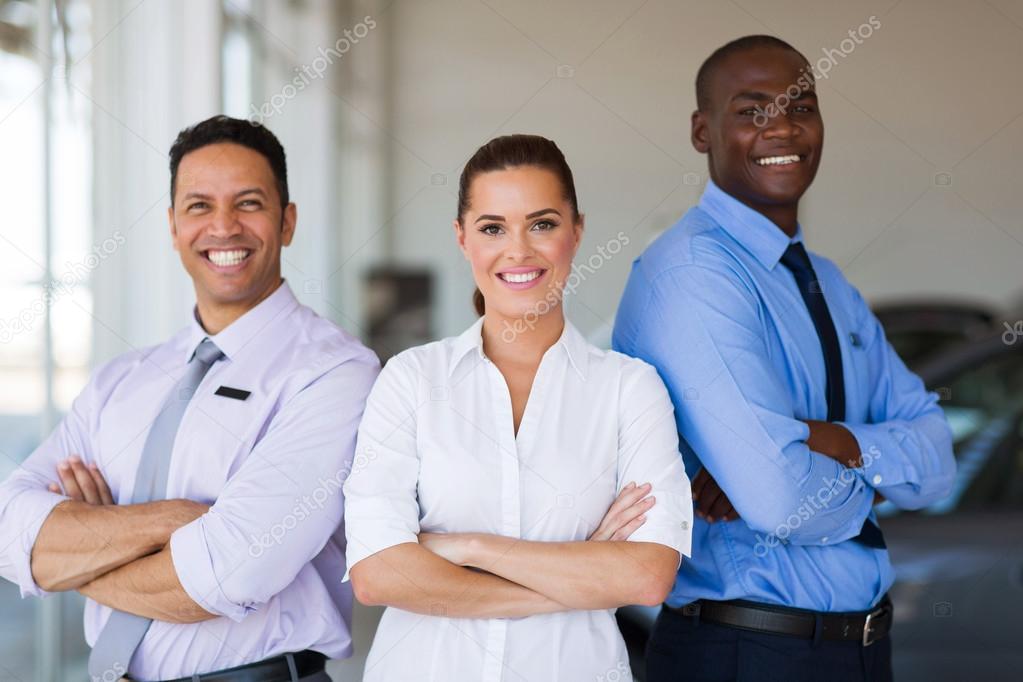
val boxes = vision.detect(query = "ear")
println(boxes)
[167,205,179,252]
[281,203,297,247]
[453,219,469,260]
[573,214,585,254]
[691,109,710,154]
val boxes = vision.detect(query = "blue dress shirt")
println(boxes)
[613,179,956,612]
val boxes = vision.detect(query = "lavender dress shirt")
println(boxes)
[0,281,379,679]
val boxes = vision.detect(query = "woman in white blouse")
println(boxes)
[343,134,693,682]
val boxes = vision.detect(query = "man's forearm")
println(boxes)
[30,499,206,592]
[78,545,215,624]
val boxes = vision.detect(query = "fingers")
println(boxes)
[89,464,115,505]
[707,490,735,522]
[54,457,113,505]
[609,482,648,516]
[67,457,102,504]
[615,494,656,531]
[609,512,648,541]
[695,475,721,519]
[589,482,653,541]
[56,460,85,501]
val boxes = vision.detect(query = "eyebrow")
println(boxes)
[182,188,268,202]
[473,208,561,223]
[731,89,817,103]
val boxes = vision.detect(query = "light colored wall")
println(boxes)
[362,0,1023,344]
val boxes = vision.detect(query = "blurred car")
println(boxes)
[873,300,995,368]
[616,325,1023,682]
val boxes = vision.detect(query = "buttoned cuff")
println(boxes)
[839,422,919,490]
[627,490,693,568]
[8,488,67,598]
[169,519,252,622]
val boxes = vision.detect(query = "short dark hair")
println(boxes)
[695,35,809,112]
[456,134,580,317]
[168,115,289,208]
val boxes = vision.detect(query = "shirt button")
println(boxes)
[821,536,829,543]
[872,474,883,485]
[681,521,689,530]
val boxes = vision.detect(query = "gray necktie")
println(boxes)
[88,338,224,682]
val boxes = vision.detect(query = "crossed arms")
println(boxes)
[30,458,214,623]
[350,482,679,618]
[0,355,380,625]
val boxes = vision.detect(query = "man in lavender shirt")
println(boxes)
[0,116,379,681]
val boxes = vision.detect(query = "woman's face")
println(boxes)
[455,165,583,322]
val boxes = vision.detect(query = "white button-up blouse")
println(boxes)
[344,317,693,681]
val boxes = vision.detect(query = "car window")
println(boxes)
[880,350,1023,516]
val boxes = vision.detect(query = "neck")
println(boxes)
[709,175,801,237]
[757,205,799,238]
[481,307,566,366]
[195,278,282,335]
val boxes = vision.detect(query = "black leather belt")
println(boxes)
[157,650,326,682]
[666,595,893,646]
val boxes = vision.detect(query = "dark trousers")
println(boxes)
[645,605,893,682]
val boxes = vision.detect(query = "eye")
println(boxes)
[479,223,503,236]
[738,107,759,116]
[238,198,263,209]
[187,201,209,211]
[531,220,557,231]
[792,105,815,114]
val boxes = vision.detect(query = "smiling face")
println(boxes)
[691,45,823,232]
[168,142,296,324]
[454,165,583,322]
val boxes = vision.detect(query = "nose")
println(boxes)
[761,108,798,139]
[208,206,243,238]
[504,229,536,261]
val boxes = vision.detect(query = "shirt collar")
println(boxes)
[184,280,299,364]
[697,178,804,269]
[449,316,590,380]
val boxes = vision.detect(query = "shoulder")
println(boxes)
[282,305,381,388]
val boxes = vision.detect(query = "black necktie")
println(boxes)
[780,242,886,549]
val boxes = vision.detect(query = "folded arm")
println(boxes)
[836,287,955,509]
[31,495,205,592]
[613,263,875,545]
[349,542,567,618]
[423,533,678,609]
[78,545,215,623]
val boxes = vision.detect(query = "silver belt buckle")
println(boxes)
[862,605,884,646]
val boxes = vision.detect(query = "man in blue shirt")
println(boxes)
[613,35,956,681]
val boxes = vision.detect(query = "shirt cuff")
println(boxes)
[169,519,251,622]
[626,491,693,567]
[7,488,67,598]
[342,521,419,582]
[840,422,919,490]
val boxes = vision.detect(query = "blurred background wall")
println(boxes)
[2,0,1022,679]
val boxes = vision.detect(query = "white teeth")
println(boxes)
[207,249,250,266]
[501,270,542,283]
[755,154,802,166]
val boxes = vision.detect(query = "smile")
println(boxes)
[754,154,804,167]
[204,249,252,267]
[496,268,547,289]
